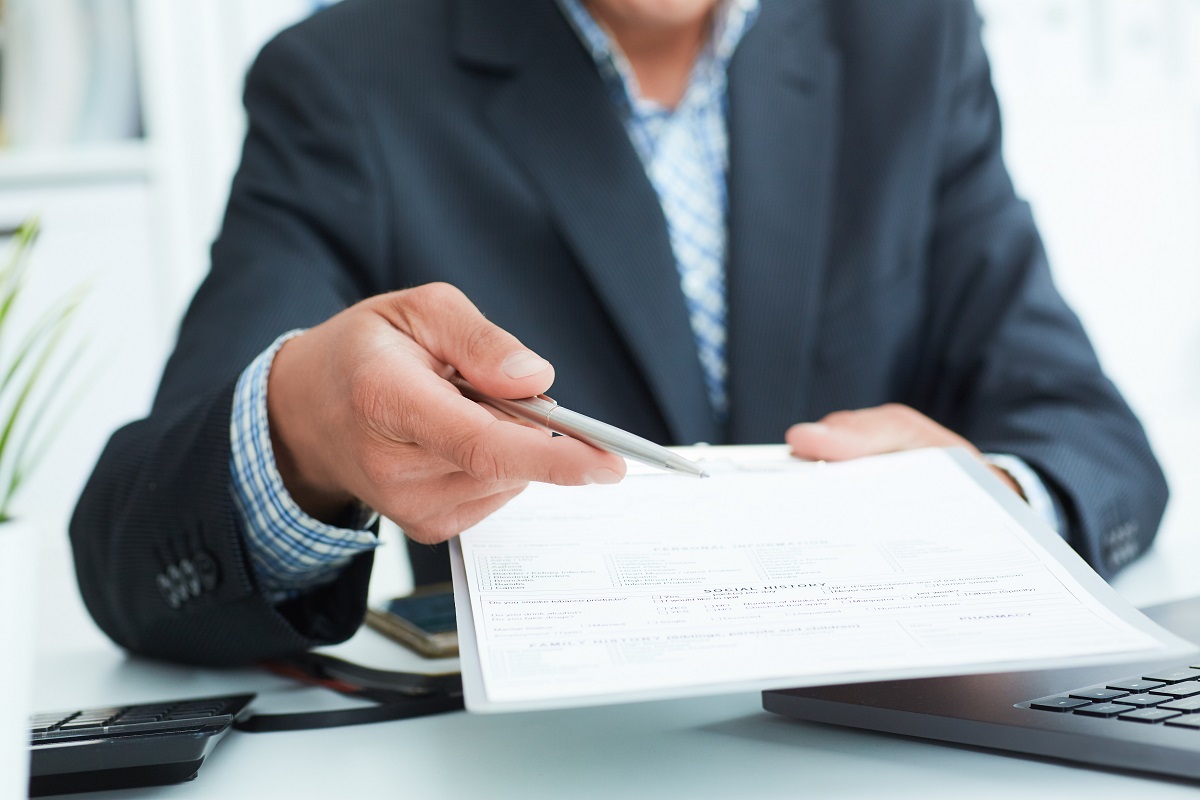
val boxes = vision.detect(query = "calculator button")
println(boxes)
[165,712,217,721]
[57,721,105,732]
[171,702,222,712]
[76,708,121,718]
[122,705,169,717]
[1113,694,1167,708]
[1160,696,1200,713]
[1150,681,1200,699]
[1120,708,1182,723]
[1165,715,1200,729]
[1072,703,1128,718]
[30,713,67,724]
[1107,678,1166,693]
[1068,688,1128,702]
[1029,696,1091,711]
[1143,669,1200,684]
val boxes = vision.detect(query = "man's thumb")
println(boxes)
[386,282,555,398]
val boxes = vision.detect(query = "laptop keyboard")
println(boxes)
[1023,665,1200,728]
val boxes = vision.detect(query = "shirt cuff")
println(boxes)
[983,453,1066,537]
[230,329,380,601]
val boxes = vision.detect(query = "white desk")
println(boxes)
[33,517,1200,800]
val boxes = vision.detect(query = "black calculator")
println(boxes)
[28,693,255,796]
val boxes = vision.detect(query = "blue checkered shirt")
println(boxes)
[231,1,1065,598]
[230,331,379,600]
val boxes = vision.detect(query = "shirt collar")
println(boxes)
[556,0,759,108]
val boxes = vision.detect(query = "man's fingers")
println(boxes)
[786,404,1024,497]
[786,404,975,461]
[440,412,627,485]
[786,421,874,461]
[388,367,626,485]
[370,472,528,541]
[389,473,528,518]
[377,283,554,399]
[401,485,530,544]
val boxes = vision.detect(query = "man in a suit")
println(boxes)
[71,0,1166,666]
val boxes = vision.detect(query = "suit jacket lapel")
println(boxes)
[455,0,720,446]
[726,1,841,442]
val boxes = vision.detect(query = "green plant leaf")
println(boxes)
[0,217,89,520]
[0,218,40,355]
[0,291,81,398]
[4,342,93,515]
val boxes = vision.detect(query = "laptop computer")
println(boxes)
[763,594,1200,781]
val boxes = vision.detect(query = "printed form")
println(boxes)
[450,447,1189,712]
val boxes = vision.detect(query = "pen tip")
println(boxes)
[699,470,710,479]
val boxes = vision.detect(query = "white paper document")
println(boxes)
[450,447,1189,712]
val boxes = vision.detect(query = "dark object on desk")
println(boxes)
[365,583,459,658]
[28,693,255,796]
[239,651,463,732]
[765,595,1200,782]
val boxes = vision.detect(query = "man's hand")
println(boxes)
[785,404,1023,496]
[266,283,627,543]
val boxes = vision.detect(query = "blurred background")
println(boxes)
[0,0,1196,606]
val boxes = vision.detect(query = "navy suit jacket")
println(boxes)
[71,0,1167,666]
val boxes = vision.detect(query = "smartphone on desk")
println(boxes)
[365,583,458,658]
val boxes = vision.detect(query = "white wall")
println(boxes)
[978,0,1200,601]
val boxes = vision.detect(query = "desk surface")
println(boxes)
[33,512,1200,800]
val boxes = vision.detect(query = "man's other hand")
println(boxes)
[266,283,627,543]
[785,404,1023,496]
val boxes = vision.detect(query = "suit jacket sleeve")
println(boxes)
[909,4,1167,578]
[70,29,388,666]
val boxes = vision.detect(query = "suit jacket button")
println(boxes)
[193,551,219,591]
[179,559,202,596]
[166,564,187,595]
[156,573,182,609]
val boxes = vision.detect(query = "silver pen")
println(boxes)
[452,377,709,478]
